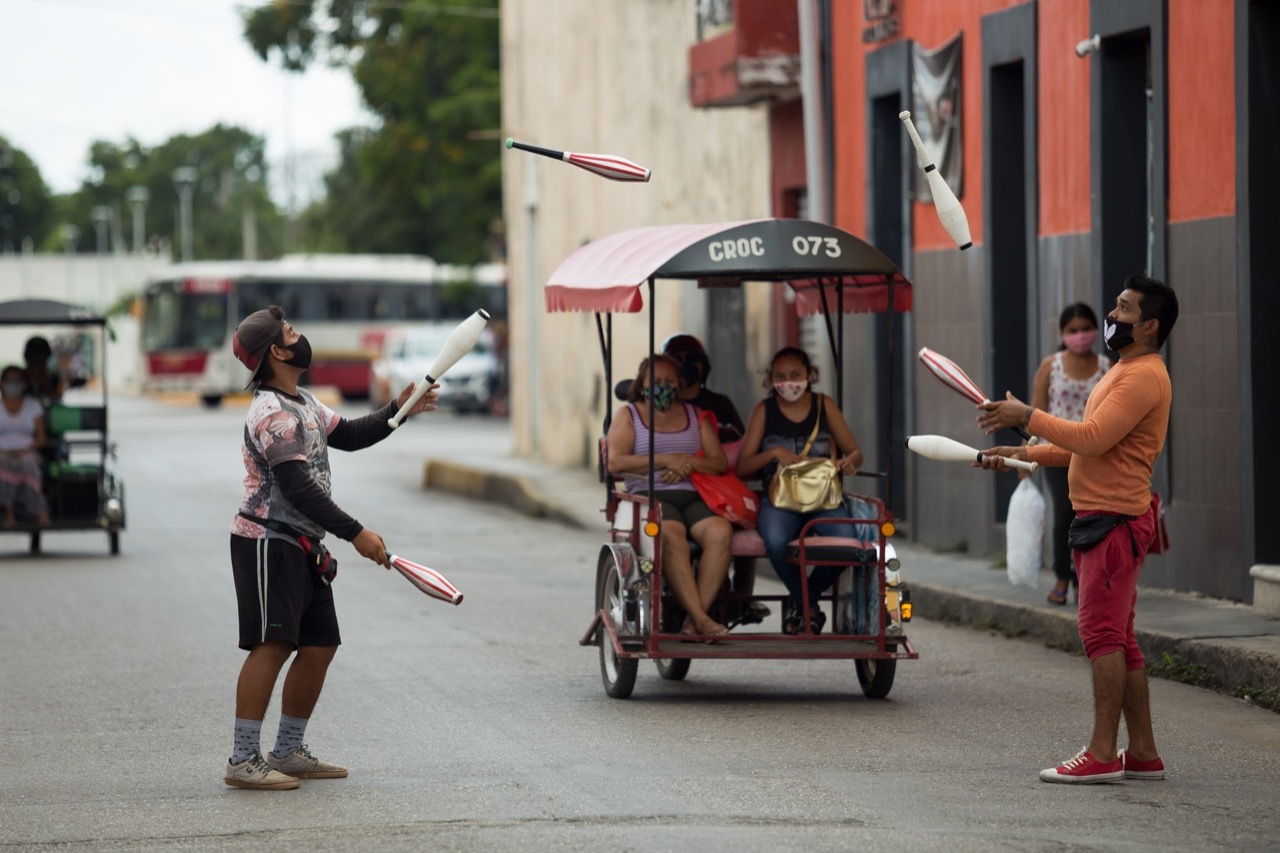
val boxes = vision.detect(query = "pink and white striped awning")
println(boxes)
[544,219,911,316]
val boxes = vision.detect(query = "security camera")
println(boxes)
[1075,34,1100,58]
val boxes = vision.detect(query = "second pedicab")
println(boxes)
[546,218,918,699]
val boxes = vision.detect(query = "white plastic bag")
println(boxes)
[1005,477,1045,587]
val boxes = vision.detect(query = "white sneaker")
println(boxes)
[266,745,348,779]
[225,752,300,790]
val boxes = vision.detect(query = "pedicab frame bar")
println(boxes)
[546,219,917,696]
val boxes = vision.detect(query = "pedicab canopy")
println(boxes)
[0,299,106,326]
[544,219,911,316]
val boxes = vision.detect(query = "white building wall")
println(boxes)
[0,252,173,392]
[501,0,773,467]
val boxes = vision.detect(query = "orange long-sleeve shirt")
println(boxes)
[1025,352,1171,516]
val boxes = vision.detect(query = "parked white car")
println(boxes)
[372,324,499,414]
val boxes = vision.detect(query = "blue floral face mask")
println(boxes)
[642,382,677,411]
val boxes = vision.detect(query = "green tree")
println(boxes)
[49,125,285,260]
[0,137,56,252]
[242,0,501,264]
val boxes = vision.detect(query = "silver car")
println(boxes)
[379,324,499,414]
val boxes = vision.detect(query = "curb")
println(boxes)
[910,583,1279,701]
[423,459,584,529]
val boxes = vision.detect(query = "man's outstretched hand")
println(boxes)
[977,391,1034,436]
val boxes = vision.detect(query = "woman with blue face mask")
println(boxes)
[606,355,733,638]
[735,347,864,634]
[0,364,51,527]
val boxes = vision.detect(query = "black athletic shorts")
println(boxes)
[231,535,341,651]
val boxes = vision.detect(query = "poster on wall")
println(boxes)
[911,32,963,203]
[696,0,733,41]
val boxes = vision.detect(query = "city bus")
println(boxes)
[140,255,506,406]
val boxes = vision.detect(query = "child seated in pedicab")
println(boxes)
[606,355,733,638]
[735,347,864,635]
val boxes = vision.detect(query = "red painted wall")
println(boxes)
[833,0,1022,250]
[1168,0,1235,222]
[770,99,807,216]
[832,0,1237,246]
[1037,0,1090,236]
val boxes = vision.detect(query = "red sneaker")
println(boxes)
[1120,749,1165,780]
[1039,748,1124,784]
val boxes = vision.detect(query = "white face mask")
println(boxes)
[1,381,24,398]
[773,381,806,403]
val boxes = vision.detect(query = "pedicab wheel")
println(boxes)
[29,531,41,555]
[597,560,638,699]
[655,658,690,681]
[855,657,896,699]
[109,531,120,556]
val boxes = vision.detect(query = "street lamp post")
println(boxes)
[90,205,112,254]
[171,166,198,263]
[91,206,111,309]
[126,186,150,256]
[61,223,80,301]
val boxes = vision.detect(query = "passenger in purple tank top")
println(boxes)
[606,355,733,638]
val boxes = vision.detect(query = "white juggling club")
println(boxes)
[899,111,972,251]
[906,434,1038,473]
[387,309,491,429]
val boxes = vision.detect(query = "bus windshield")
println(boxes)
[143,281,229,351]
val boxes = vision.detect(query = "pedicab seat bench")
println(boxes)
[786,535,877,564]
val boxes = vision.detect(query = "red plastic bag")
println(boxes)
[691,469,760,529]
[691,411,759,528]
[1149,491,1170,554]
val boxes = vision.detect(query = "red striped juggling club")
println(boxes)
[917,347,1032,442]
[389,554,463,606]
[505,138,651,182]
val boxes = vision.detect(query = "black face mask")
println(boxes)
[1104,318,1136,351]
[282,335,312,370]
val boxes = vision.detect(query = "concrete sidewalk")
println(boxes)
[423,427,1279,709]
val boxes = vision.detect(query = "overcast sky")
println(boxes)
[3,0,372,205]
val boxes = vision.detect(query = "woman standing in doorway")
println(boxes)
[1030,303,1112,605]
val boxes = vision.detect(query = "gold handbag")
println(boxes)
[768,394,844,514]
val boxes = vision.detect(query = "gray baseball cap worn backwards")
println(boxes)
[233,306,284,388]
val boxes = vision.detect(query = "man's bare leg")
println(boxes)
[281,645,338,719]
[1086,650,1126,762]
[236,640,293,720]
[1120,666,1159,761]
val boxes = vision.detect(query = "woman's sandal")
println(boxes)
[808,609,826,635]
[1047,586,1069,606]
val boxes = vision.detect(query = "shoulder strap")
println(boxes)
[799,394,823,456]
[238,510,309,542]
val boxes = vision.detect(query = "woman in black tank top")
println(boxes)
[736,348,865,634]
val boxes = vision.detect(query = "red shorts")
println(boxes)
[1073,503,1156,669]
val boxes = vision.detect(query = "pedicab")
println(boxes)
[548,219,917,699]
[0,299,126,555]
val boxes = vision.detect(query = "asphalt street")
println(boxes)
[1,394,1278,852]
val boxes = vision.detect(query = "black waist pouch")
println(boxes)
[239,512,338,585]
[1068,513,1138,556]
